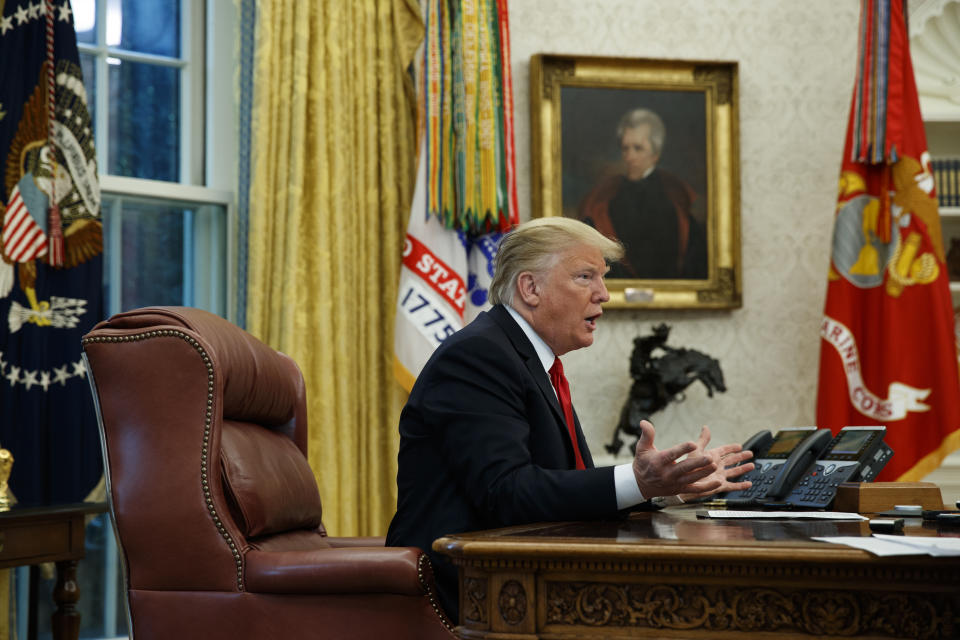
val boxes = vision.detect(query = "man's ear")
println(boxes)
[516,271,541,307]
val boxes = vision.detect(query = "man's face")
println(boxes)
[621,125,659,180]
[530,244,610,356]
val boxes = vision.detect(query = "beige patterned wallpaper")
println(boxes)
[506,0,861,463]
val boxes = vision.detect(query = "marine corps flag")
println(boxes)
[394,0,518,389]
[817,0,960,480]
[0,1,104,504]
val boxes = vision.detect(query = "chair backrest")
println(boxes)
[82,306,327,593]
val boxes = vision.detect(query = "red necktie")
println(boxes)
[549,357,586,470]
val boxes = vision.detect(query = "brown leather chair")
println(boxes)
[82,307,456,640]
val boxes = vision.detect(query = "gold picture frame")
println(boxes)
[530,54,741,309]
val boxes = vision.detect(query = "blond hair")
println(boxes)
[489,217,623,306]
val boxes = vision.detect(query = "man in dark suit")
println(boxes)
[386,217,752,621]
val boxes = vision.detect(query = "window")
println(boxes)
[70,0,240,193]
[74,0,196,183]
[101,178,230,316]
[13,2,237,639]
[72,0,236,319]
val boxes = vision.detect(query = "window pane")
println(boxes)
[102,194,228,315]
[108,60,180,181]
[108,0,180,57]
[120,201,185,308]
[79,52,96,132]
[70,0,97,44]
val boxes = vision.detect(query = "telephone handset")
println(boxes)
[722,427,832,505]
[740,430,773,457]
[722,429,772,480]
[766,429,833,499]
[783,425,893,509]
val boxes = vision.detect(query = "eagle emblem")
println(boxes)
[1,58,101,330]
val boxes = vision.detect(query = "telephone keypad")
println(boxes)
[725,461,781,500]
[786,461,860,509]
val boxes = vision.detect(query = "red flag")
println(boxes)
[817,0,960,480]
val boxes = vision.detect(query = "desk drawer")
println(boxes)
[0,516,84,567]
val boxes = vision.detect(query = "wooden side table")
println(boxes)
[0,502,108,640]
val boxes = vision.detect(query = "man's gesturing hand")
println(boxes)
[631,420,721,498]
[677,425,755,501]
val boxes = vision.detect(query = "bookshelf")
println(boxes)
[911,0,960,483]
[943,200,960,303]
[909,1,960,303]
[927,124,960,306]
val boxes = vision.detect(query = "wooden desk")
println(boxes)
[434,507,960,639]
[0,502,107,640]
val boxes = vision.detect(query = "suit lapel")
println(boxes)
[488,305,565,422]
[488,305,593,468]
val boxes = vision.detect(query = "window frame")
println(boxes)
[73,0,238,322]
[99,174,236,320]
[76,0,204,184]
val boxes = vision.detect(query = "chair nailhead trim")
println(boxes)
[417,554,456,633]
[83,330,246,591]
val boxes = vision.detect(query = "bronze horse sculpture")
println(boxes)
[606,324,726,455]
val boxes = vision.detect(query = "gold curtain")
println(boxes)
[246,0,423,536]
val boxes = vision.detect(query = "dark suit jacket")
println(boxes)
[386,304,621,621]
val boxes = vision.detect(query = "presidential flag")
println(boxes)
[394,0,518,390]
[1,0,104,504]
[817,0,960,480]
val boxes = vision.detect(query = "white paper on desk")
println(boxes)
[705,510,868,520]
[811,536,928,556]
[873,534,960,556]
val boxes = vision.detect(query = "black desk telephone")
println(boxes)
[782,426,893,508]
[722,427,832,505]
[722,425,893,508]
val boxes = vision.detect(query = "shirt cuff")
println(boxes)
[614,463,646,510]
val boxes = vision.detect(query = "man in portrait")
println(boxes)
[577,108,707,280]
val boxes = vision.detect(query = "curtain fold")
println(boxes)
[246,0,423,535]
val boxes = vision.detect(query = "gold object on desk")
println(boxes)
[0,448,13,512]
[434,507,960,638]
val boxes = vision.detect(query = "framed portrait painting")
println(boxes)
[530,55,742,309]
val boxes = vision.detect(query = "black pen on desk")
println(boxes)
[922,510,959,520]
[701,499,727,508]
[937,513,960,526]
[703,498,764,509]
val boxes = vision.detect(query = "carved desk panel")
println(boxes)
[433,507,960,639]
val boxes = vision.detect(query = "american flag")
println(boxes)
[2,184,49,263]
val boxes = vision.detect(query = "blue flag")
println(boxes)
[1,1,104,505]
